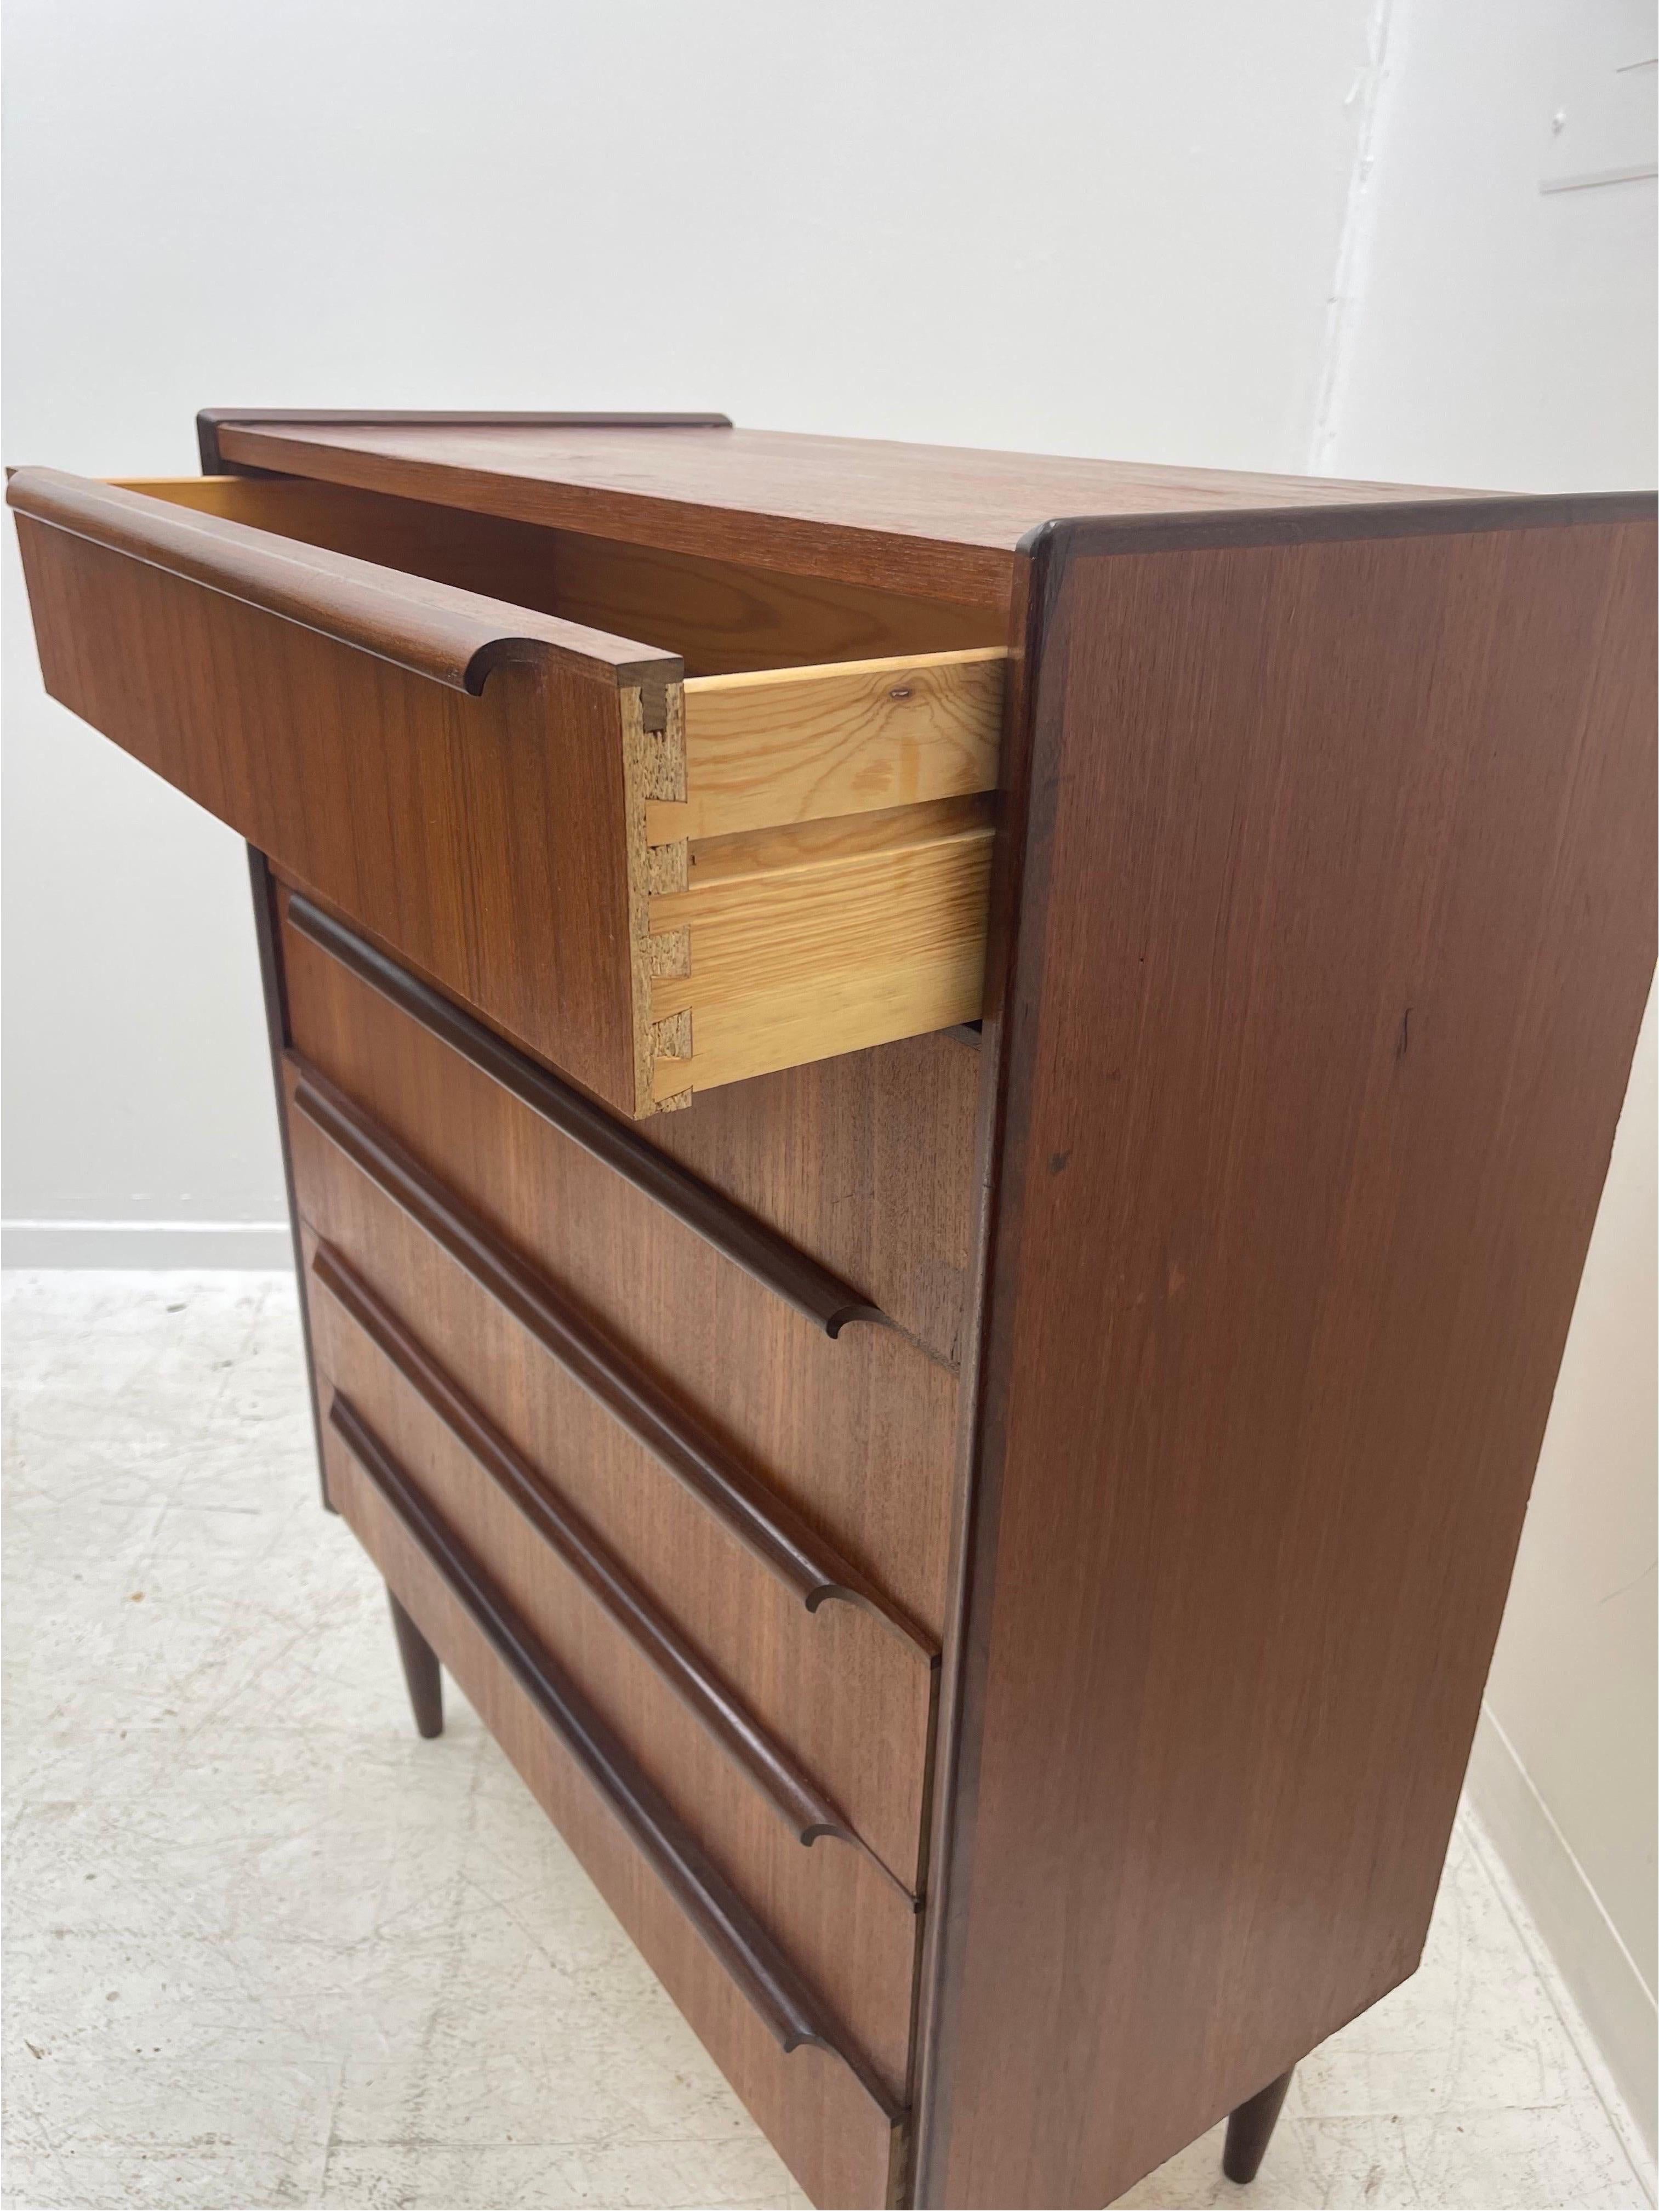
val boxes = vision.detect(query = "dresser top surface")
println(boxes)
[207,413,1456,606]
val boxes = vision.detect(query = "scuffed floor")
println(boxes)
[3,1271,1652,2212]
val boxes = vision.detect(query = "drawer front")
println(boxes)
[278,896,964,1644]
[8,467,673,1117]
[320,1408,905,2211]
[307,1284,920,2091]
[10,467,1006,1117]
[284,1055,940,1898]
[280,882,979,1364]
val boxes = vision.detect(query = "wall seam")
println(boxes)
[1308,0,1403,472]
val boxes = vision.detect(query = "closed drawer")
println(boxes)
[319,1399,907,2211]
[306,1278,920,2090]
[8,466,1005,1119]
[275,888,960,1686]
[278,881,980,1364]
[284,1050,941,1898]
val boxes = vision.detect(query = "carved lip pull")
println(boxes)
[311,1238,915,1900]
[327,1391,906,2123]
[289,1059,937,1660]
[283,890,885,1338]
[3,465,680,698]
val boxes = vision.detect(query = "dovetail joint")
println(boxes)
[624,681,693,1114]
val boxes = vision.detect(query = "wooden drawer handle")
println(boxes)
[327,1390,905,2122]
[312,1238,914,1896]
[284,890,884,1338]
[4,466,679,698]
[290,1060,936,1658]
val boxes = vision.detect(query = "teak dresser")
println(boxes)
[10,412,1655,2209]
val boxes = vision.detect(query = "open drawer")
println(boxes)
[8,467,1006,1118]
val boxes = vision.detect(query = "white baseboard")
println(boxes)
[1466,1703,1658,2160]
[1,1219,294,1269]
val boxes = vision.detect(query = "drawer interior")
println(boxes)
[123,474,1010,1108]
[117,473,1002,672]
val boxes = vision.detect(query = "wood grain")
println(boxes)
[290,1058,933,1653]
[916,504,1657,2208]
[534,527,1002,673]
[19,470,1007,1115]
[210,417,1469,607]
[638,1031,982,1370]
[10,479,655,1113]
[315,1239,904,1879]
[310,1271,922,2099]
[649,797,995,1099]
[283,888,885,1335]
[24,412,1635,2210]
[322,1417,907,2209]
[649,650,1007,841]
[278,946,952,1892]
[279,881,967,1561]
[325,1390,907,2113]
[7,467,676,694]
[122,475,1002,674]
[197,407,733,473]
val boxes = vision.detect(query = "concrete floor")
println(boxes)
[3,1271,1653,2212]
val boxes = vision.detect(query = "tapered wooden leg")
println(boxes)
[1222,2066,1293,2184]
[388,1591,443,1738]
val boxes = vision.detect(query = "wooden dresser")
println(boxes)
[10,412,1655,2209]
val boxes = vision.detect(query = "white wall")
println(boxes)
[2,0,1381,1261]
[1316,0,1657,2150]
[4,0,1655,2146]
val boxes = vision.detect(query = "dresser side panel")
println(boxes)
[919,511,1657,2207]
